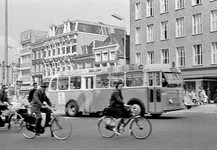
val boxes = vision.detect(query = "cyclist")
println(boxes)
[109,81,131,135]
[31,82,52,129]
[28,83,37,103]
[0,85,12,125]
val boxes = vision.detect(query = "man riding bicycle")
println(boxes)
[0,85,12,126]
[31,82,52,129]
[109,81,131,135]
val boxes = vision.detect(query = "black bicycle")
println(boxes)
[21,105,72,140]
[98,106,152,140]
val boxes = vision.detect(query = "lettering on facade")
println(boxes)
[21,33,31,42]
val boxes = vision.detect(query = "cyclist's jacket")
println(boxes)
[28,88,37,103]
[109,89,124,107]
[0,89,9,104]
[31,89,52,112]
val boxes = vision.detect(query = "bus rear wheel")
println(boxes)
[66,101,79,117]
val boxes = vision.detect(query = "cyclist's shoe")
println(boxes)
[113,128,120,136]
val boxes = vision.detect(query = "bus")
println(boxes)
[47,64,185,117]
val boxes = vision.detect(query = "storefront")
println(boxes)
[182,66,217,100]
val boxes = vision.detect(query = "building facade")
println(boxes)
[130,0,217,99]
[20,30,47,96]
[42,20,125,82]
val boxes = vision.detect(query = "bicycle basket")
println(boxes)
[24,114,36,124]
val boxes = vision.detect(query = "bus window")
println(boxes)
[156,72,160,86]
[148,73,153,86]
[163,72,182,87]
[110,72,125,87]
[96,74,109,88]
[50,78,57,90]
[126,71,143,87]
[58,77,69,90]
[70,76,81,89]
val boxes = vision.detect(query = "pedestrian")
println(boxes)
[28,83,37,103]
[200,89,207,105]
[30,82,52,131]
[190,90,197,106]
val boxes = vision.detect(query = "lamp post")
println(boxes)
[111,13,126,65]
[8,46,20,96]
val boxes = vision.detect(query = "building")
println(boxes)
[31,36,48,85]
[130,0,217,99]
[20,30,47,96]
[42,19,125,82]
[93,33,130,67]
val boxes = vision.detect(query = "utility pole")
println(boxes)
[4,0,8,85]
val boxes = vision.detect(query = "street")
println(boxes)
[1,104,217,150]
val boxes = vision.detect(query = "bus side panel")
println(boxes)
[48,90,85,114]
[122,87,148,113]
[92,89,113,112]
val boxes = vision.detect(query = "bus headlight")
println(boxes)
[169,99,173,104]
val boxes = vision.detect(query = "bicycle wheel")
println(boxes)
[21,120,37,139]
[130,116,152,139]
[9,113,23,133]
[98,116,116,138]
[50,116,72,140]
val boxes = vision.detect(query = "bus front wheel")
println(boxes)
[66,101,79,117]
[127,101,145,116]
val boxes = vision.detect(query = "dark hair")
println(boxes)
[115,81,123,89]
[33,83,37,86]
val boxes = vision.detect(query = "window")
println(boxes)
[193,44,203,65]
[32,52,36,60]
[50,78,57,90]
[96,53,101,62]
[85,63,91,69]
[160,0,168,13]
[176,0,184,9]
[211,10,217,32]
[96,74,109,88]
[58,77,69,90]
[146,0,154,17]
[162,49,169,64]
[192,0,201,5]
[177,47,185,67]
[77,64,83,69]
[135,2,141,20]
[70,76,81,89]
[126,71,143,87]
[147,24,154,42]
[110,51,115,60]
[48,50,51,57]
[135,53,141,64]
[135,27,141,44]
[211,42,217,64]
[161,21,168,40]
[176,17,184,37]
[110,72,125,87]
[52,49,55,56]
[193,14,202,34]
[147,51,154,64]
[102,52,108,61]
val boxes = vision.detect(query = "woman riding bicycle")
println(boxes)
[109,81,131,135]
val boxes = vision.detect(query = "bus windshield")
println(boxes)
[163,72,183,87]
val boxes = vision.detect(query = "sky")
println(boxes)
[0,0,130,63]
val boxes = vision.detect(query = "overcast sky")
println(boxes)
[0,0,130,63]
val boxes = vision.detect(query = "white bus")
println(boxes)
[47,64,185,117]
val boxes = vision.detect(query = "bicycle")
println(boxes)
[98,105,152,140]
[8,104,29,133]
[20,105,72,140]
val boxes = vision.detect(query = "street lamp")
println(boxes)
[111,13,126,65]
[8,46,20,96]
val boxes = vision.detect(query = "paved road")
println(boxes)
[1,104,217,150]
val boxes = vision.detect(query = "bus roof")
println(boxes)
[50,63,181,79]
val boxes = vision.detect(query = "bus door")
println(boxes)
[147,72,162,114]
[83,76,94,113]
